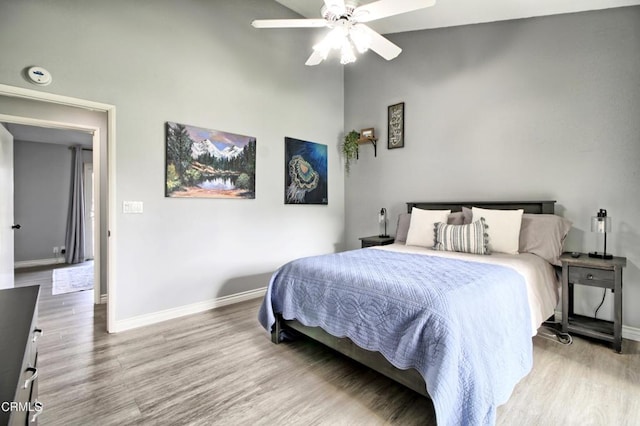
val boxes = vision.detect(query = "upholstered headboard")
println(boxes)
[406,200,555,214]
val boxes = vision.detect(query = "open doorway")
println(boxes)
[5,122,100,299]
[0,83,116,332]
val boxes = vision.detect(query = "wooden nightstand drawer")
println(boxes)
[568,266,614,287]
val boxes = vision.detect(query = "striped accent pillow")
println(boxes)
[433,218,490,255]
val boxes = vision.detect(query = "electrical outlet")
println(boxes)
[60,246,66,254]
[53,246,59,255]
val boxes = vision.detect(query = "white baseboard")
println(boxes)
[111,287,267,333]
[15,257,65,269]
[622,325,640,342]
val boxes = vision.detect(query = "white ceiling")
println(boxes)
[275,0,640,34]
[3,123,93,148]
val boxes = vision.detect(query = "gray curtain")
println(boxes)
[65,146,85,264]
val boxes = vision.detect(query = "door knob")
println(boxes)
[11,224,21,230]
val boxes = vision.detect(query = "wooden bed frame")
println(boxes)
[271,200,556,398]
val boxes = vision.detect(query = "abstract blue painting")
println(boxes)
[284,137,328,205]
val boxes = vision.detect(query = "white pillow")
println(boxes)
[472,207,524,254]
[405,208,451,248]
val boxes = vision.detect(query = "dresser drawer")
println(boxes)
[9,366,38,425]
[9,317,41,426]
[568,266,614,288]
[10,363,42,426]
[27,326,42,368]
[0,286,41,426]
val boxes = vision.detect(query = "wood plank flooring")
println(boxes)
[15,266,640,425]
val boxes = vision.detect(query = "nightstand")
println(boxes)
[359,235,395,248]
[560,252,627,353]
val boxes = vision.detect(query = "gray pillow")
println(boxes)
[518,214,572,265]
[395,213,411,243]
[461,206,473,225]
[448,211,465,225]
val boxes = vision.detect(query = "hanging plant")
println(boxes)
[342,130,360,174]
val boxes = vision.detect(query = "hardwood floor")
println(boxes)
[15,266,640,425]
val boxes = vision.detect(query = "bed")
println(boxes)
[258,200,566,425]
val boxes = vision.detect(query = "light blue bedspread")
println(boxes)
[258,248,533,425]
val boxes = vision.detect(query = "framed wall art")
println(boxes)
[165,121,256,199]
[285,137,328,205]
[360,128,375,139]
[388,102,404,149]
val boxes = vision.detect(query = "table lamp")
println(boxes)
[588,208,613,259]
[378,208,389,238]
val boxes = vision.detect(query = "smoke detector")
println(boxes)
[26,66,52,86]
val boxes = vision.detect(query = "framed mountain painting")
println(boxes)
[165,122,256,198]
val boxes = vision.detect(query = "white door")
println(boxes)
[83,163,94,260]
[0,124,15,289]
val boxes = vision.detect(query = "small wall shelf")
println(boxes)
[357,137,377,158]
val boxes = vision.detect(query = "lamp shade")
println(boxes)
[588,208,613,259]
[591,215,611,233]
[378,208,388,237]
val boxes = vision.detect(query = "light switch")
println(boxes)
[123,201,144,214]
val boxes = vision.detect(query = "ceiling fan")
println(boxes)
[251,0,436,66]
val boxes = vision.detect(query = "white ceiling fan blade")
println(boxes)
[358,24,402,60]
[354,0,436,23]
[323,0,346,16]
[251,19,328,29]
[305,49,325,66]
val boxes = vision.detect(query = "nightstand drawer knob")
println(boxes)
[587,273,594,280]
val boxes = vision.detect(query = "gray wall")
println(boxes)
[345,7,640,328]
[0,0,345,321]
[13,140,93,263]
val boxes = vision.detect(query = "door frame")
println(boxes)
[0,123,14,289]
[0,83,117,332]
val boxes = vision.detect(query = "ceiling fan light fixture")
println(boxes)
[313,26,344,59]
[313,41,331,61]
[330,26,349,49]
[313,25,358,64]
[340,41,356,65]
[349,25,370,53]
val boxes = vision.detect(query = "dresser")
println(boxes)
[0,285,42,425]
